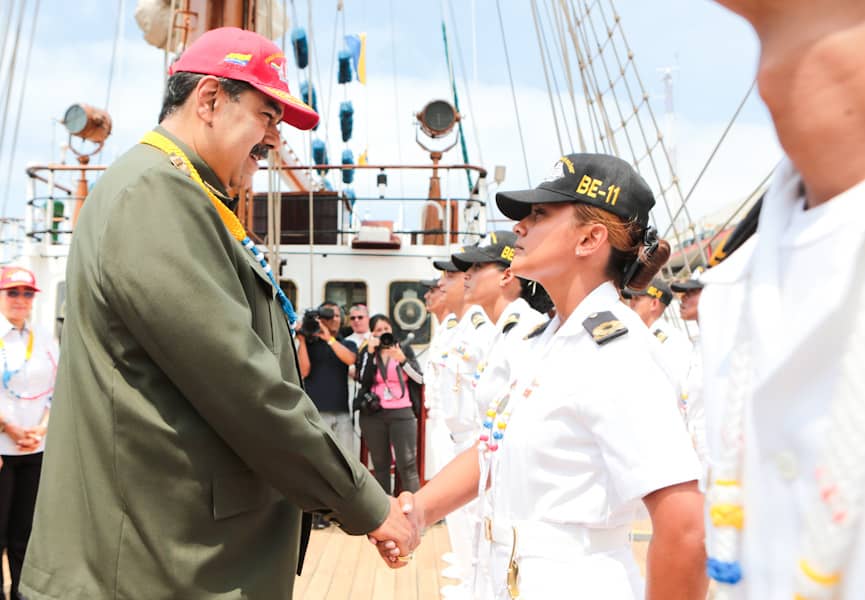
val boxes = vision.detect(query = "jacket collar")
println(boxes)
[0,314,29,339]
[152,126,233,207]
[548,281,621,341]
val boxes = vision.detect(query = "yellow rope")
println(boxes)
[798,559,841,587]
[140,131,247,242]
[710,504,744,529]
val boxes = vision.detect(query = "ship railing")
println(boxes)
[24,162,489,255]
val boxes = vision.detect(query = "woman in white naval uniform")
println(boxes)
[378,153,706,599]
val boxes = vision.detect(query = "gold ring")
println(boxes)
[396,554,413,562]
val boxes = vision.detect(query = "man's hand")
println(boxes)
[317,320,331,341]
[367,496,420,568]
[366,336,380,353]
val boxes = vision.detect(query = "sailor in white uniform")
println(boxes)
[380,153,706,600]
[434,256,495,598]
[624,277,693,386]
[419,276,458,479]
[696,3,865,597]
[449,231,547,421]
[668,272,708,468]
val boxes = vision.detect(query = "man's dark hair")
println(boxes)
[158,72,255,122]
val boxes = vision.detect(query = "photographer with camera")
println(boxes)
[296,303,358,502]
[355,315,423,496]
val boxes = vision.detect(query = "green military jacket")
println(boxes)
[21,127,390,599]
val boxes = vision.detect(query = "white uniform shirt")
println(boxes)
[0,317,59,455]
[700,159,865,599]
[424,314,460,477]
[472,297,546,420]
[491,282,700,526]
[440,305,495,442]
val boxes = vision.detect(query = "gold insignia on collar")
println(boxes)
[471,312,488,329]
[168,153,190,176]
[653,328,668,343]
[446,318,458,329]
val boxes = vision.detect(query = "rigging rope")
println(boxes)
[445,0,485,170]
[548,0,585,152]
[0,0,14,93]
[530,0,564,156]
[665,78,757,239]
[1,0,38,220]
[558,2,602,153]
[439,7,473,195]
[0,0,26,177]
[494,0,532,187]
[538,0,574,150]
[104,0,124,112]
[388,0,405,199]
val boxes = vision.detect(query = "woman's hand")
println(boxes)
[366,336,380,353]
[5,423,41,452]
[386,345,407,364]
[368,492,425,567]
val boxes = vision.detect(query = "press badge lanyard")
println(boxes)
[140,131,298,329]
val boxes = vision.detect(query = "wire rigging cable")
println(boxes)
[538,0,574,151]
[546,0,585,152]
[530,0,564,156]
[1,0,39,220]
[494,0,532,187]
[439,3,473,195]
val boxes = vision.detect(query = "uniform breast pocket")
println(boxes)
[248,265,278,352]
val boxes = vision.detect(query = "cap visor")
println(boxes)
[432,260,460,272]
[254,83,320,130]
[450,247,494,272]
[419,278,440,287]
[670,281,703,292]
[496,189,539,221]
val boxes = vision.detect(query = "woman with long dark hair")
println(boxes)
[375,154,707,599]
[356,314,423,495]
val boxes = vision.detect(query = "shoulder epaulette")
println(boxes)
[470,311,488,329]
[583,311,628,345]
[652,328,668,343]
[446,317,459,329]
[502,312,520,335]
[525,319,551,340]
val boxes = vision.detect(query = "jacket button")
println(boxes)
[774,451,798,481]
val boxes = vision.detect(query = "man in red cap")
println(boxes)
[21,27,415,600]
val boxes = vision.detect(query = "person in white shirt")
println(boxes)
[624,278,693,386]
[0,266,58,599]
[699,2,865,598]
[375,153,706,600]
[450,230,547,423]
[432,256,495,599]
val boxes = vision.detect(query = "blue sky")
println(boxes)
[0,0,780,233]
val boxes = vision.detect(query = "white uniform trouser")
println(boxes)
[482,520,642,600]
[445,430,479,582]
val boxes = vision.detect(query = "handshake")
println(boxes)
[366,491,425,568]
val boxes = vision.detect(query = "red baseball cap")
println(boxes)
[0,267,39,292]
[169,27,319,130]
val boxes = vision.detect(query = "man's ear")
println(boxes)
[194,76,221,125]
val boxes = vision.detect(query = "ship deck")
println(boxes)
[0,522,652,599]
[295,521,652,600]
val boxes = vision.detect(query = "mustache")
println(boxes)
[250,144,273,161]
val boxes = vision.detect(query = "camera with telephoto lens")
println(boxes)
[300,306,335,338]
[378,332,396,349]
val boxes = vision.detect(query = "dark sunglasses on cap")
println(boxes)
[5,289,35,298]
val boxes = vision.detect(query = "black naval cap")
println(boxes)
[496,153,655,230]
[432,258,462,273]
[451,230,517,272]
[419,277,441,288]
[623,278,673,305]
[670,268,705,293]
